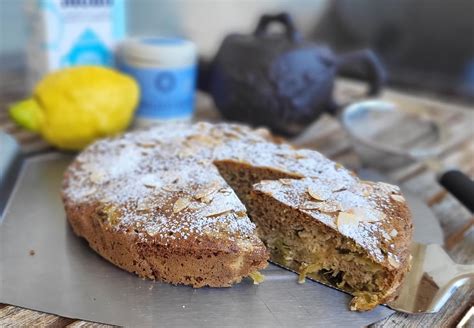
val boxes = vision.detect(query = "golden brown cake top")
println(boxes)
[62,122,412,261]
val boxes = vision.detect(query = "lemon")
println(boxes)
[10,66,139,150]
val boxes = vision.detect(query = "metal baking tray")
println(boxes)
[0,135,443,327]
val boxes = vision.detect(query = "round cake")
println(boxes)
[62,122,412,310]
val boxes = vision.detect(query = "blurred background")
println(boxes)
[1,0,473,102]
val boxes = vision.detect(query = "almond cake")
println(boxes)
[62,122,412,311]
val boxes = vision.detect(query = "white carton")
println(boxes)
[25,0,125,89]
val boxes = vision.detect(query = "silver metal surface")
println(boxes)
[341,100,444,170]
[0,132,22,219]
[388,243,474,313]
[0,132,19,181]
[0,153,451,326]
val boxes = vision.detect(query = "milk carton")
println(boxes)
[25,0,125,89]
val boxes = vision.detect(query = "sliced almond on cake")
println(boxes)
[307,186,328,201]
[173,197,191,213]
[390,194,405,202]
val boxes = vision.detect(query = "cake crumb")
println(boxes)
[248,271,265,284]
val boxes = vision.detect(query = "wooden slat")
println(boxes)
[21,139,53,154]
[292,114,342,149]
[292,116,354,159]
[432,192,473,240]
[336,78,473,115]
[392,138,474,241]
[445,218,474,251]
[0,306,76,327]
[330,150,361,171]
[388,121,473,182]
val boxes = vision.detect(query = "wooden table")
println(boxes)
[0,73,473,327]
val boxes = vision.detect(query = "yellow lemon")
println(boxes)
[10,66,139,150]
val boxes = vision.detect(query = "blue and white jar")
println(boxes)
[117,37,197,127]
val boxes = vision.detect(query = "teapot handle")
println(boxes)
[329,49,387,113]
[254,13,302,43]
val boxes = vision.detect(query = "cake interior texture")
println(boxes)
[215,160,406,311]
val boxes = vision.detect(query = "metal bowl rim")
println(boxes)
[340,100,442,161]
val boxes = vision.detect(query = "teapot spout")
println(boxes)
[197,57,212,93]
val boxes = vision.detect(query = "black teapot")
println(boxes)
[198,13,386,136]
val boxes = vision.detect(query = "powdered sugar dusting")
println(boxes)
[63,122,286,242]
[63,122,410,259]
